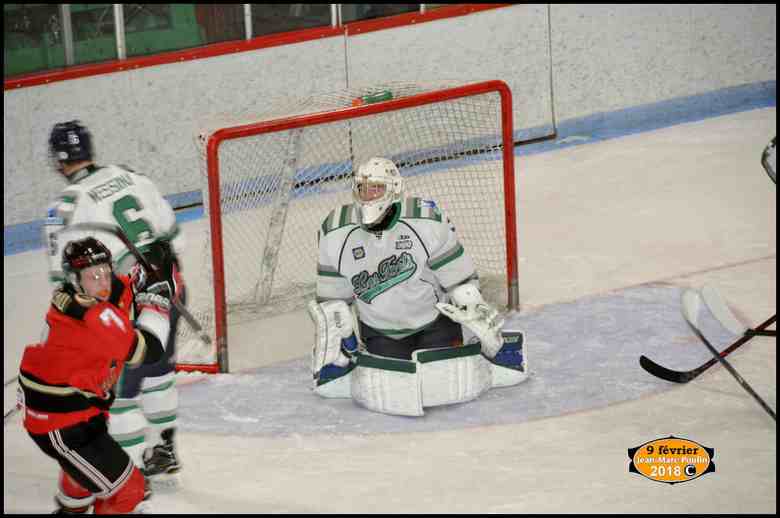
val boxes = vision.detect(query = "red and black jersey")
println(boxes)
[19,275,137,434]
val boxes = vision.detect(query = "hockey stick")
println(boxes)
[700,285,775,338]
[761,136,776,184]
[679,290,775,420]
[62,222,212,346]
[4,377,20,424]
[640,313,776,384]
[4,406,19,424]
[641,287,775,382]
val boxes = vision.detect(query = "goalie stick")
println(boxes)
[62,222,212,347]
[679,289,775,420]
[639,294,776,384]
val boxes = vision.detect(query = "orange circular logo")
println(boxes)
[628,436,715,484]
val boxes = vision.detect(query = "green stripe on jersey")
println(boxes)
[321,204,357,236]
[317,264,342,277]
[429,243,464,271]
[404,197,442,221]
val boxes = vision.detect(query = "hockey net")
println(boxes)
[178,80,518,373]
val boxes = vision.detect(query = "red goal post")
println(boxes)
[181,80,518,374]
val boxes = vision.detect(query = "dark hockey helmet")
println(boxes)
[49,120,93,172]
[62,237,112,290]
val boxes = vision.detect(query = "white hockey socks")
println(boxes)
[140,371,178,447]
[109,398,148,468]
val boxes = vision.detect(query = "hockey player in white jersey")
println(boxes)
[310,157,527,416]
[45,120,184,489]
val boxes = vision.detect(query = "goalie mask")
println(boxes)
[352,157,404,227]
[49,120,93,176]
[62,237,113,300]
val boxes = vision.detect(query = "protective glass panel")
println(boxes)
[341,4,421,23]
[70,4,118,65]
[4,4,65,77]
[250,5,332,37]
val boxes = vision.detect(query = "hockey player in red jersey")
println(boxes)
[18,237,172,514]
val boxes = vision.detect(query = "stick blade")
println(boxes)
[680,288,702,326]
[700,285,748,336]
[638,355,690,384]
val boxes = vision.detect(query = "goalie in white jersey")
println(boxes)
[311,157,527,416]
[44,120,185,498]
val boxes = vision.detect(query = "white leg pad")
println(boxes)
[486,330,529,388]
[414,344,492,407]
[313,366,354,398]
[487,360,529,387]
[350,352,423,417]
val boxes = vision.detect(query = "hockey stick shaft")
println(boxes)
[4,406,19,424]
[683,317,776,420]
[63,222,212,345]
[4,378,20,424]
[640,314,776,383]
[702,314,776,368]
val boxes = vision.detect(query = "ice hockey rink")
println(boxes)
[4,106,776,513]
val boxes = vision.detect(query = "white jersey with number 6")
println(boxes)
[44,164,184,285]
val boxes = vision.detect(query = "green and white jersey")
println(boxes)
[44,164,184,285]
[316,197,478,339]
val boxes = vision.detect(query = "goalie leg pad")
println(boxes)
[308,300,357,396]
[350,352,423,417]
[485,331,529,388]
[414,344,492,407]
[313,363,355,399]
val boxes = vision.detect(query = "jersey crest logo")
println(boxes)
[351,252,417,304]
[352,246,366,260]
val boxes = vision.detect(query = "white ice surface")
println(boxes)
[4,108,776,513]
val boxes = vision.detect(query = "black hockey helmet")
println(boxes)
[49,120,93,171]
[62,237,112,289]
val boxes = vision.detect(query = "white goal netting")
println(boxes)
[178,80,517,371]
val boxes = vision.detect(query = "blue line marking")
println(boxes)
[4,80,775,256]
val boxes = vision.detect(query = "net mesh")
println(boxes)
[179,81,514,367]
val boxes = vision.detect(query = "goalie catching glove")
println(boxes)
[436,284,505,358]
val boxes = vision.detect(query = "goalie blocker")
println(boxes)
[307,287,528,416]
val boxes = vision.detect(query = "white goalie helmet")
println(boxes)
[352,157,404,227]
